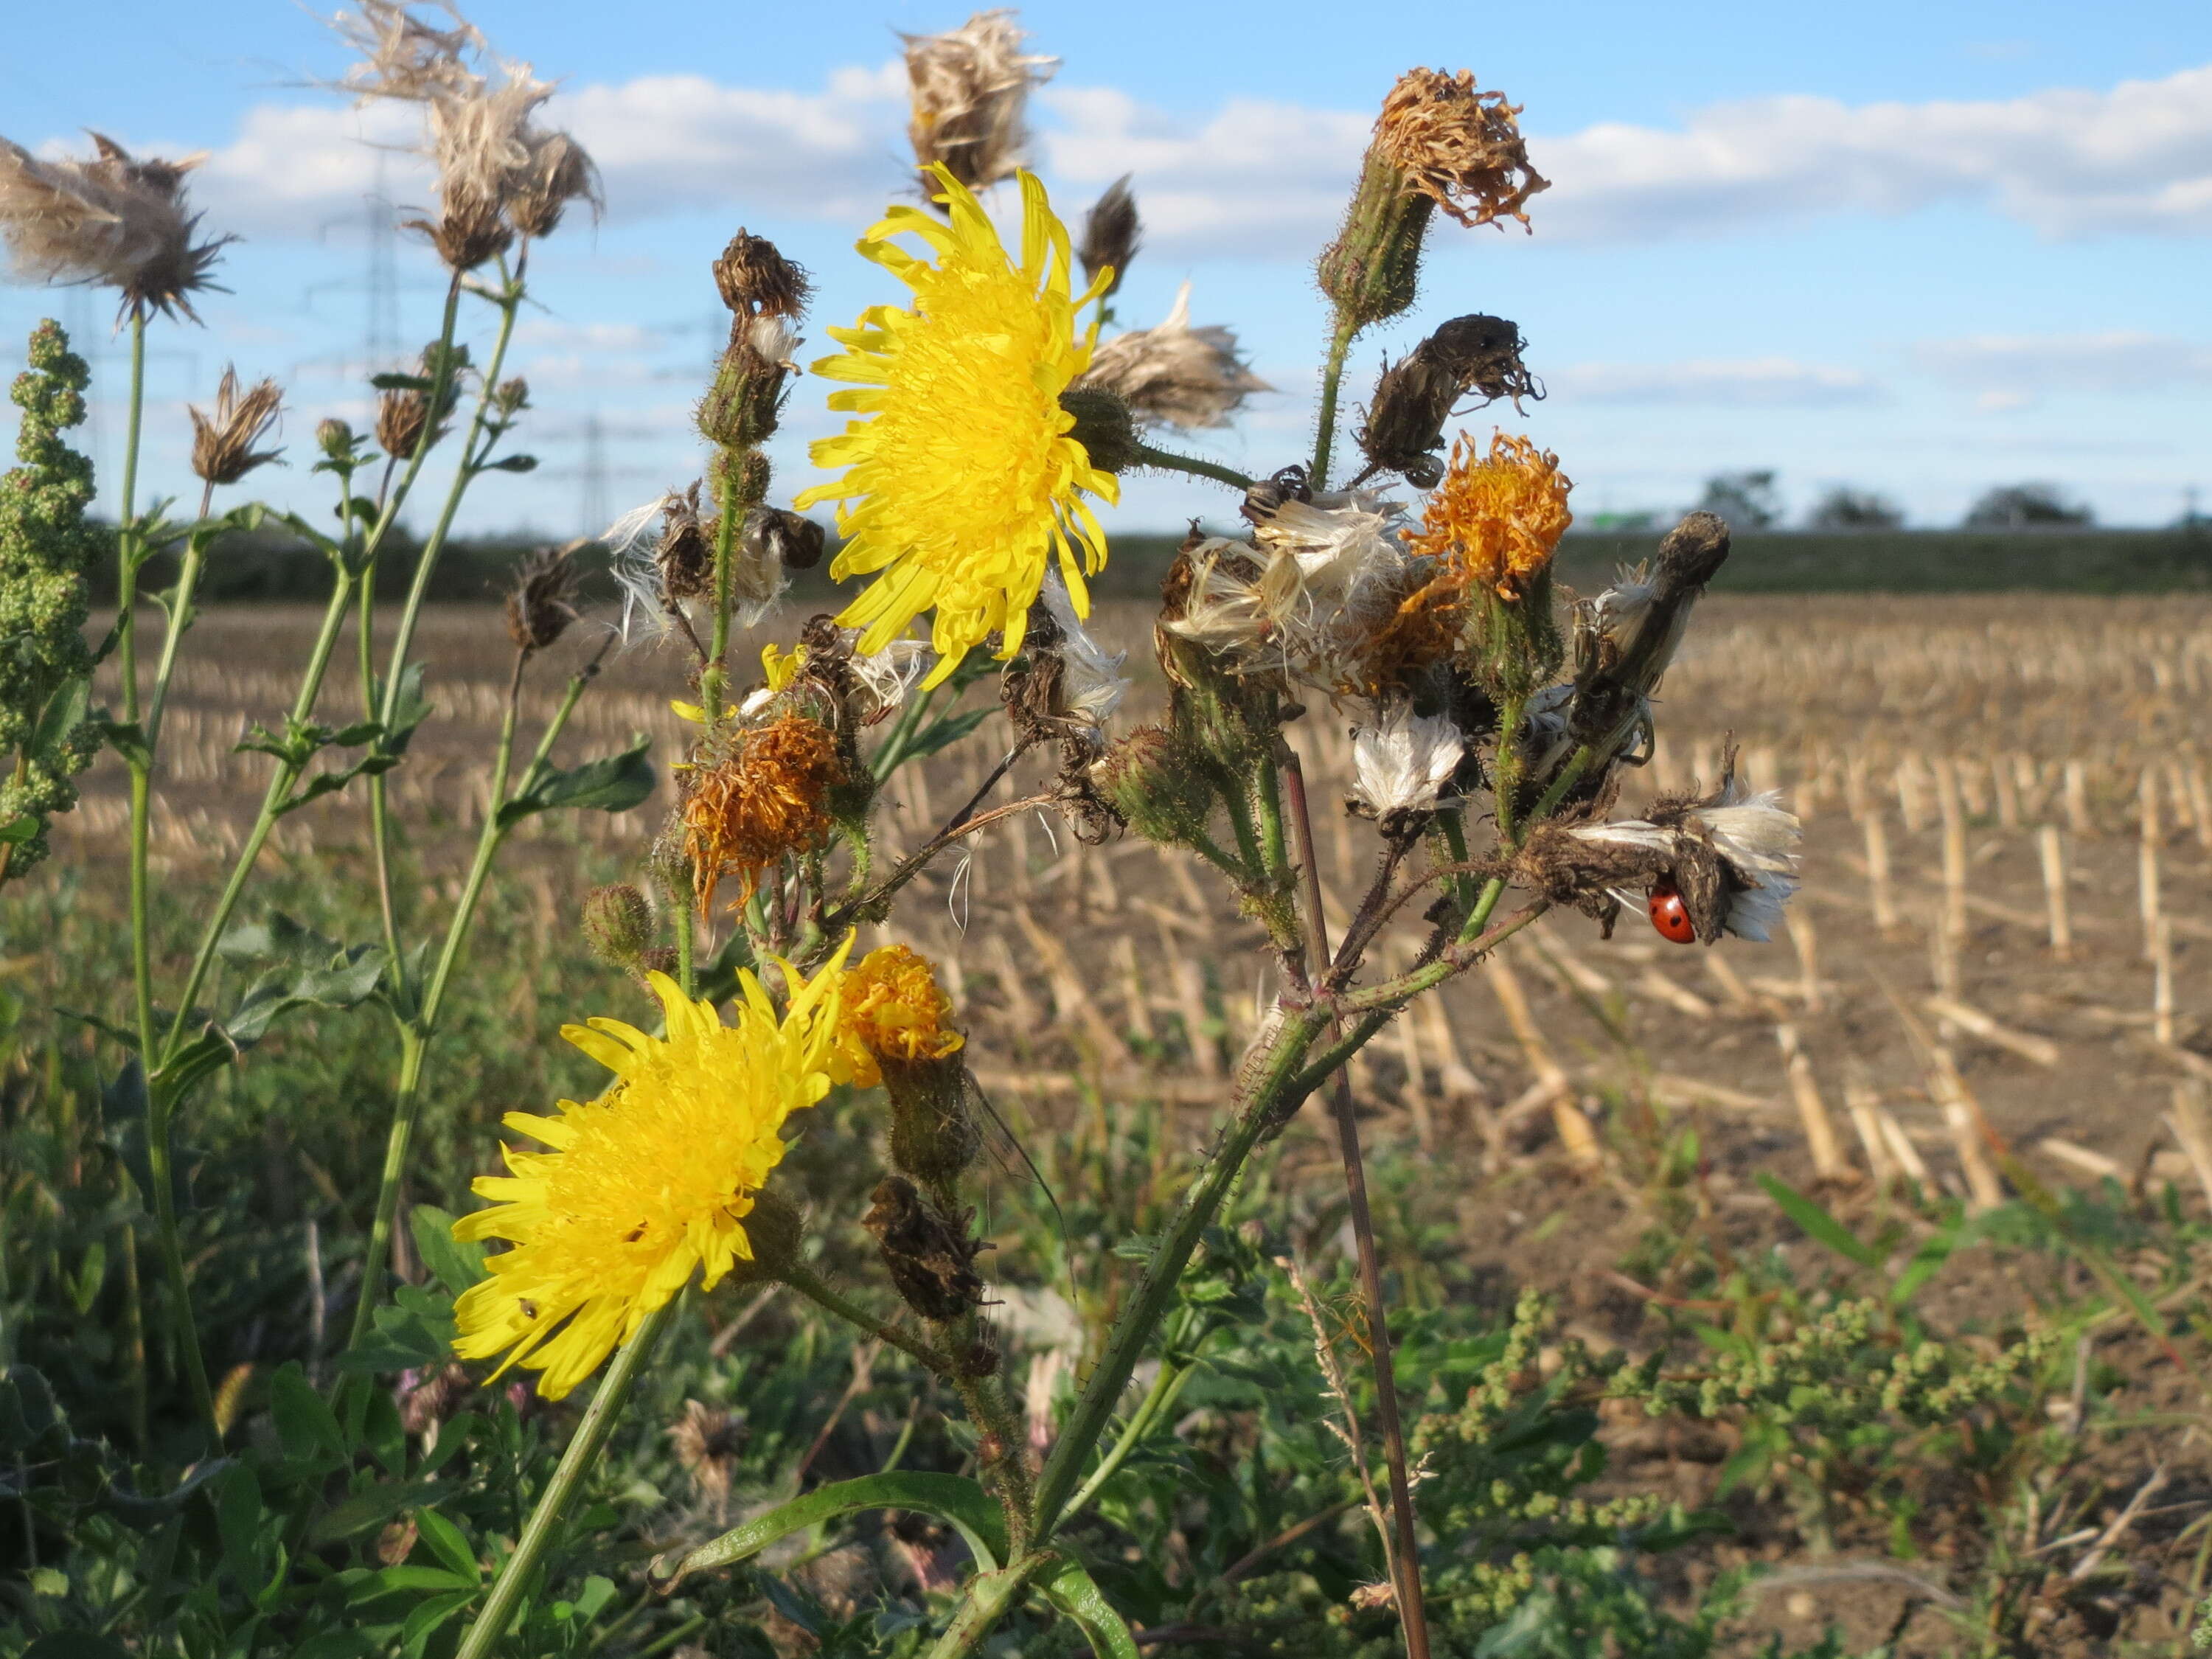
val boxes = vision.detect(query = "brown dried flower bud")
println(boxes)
[375,341,469,459]
[1077,175,1140,299]
[0,132,234,322]
[862,1175,988,1323]
[491,377,529,417]
[712,230,810,319]
[667,1399,746,1518]
[1359,314,1540,487]
[504,545,579,652]
[188,367,285,487]
[1074,286,1269,433]
[409,195,511,274]
[902,10,1055,194]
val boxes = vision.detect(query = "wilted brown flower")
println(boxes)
[1076,284,1270,431]
[901,10,1056,193]
[188,368,284,487]
[504,545,578,651]
[681,712,844,911]
[1374,68,1548,231]
[504,128,599,240]
[653,481,715,602]
[862,1175,988,1322]
[0,133,233,321]
[667,1399,746,1517]
[1358,314,1539,487]
[375,341,469,459]
[1402,431,1572,600]
[1077,175,1140,299]
[713,230,810,320]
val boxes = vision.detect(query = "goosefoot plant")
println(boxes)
[428,35,1803,1659]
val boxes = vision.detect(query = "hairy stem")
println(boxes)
[1310,314,1360,490]
[452,1298,678,1659]
[778,1261,956,1376]
[1132,441,1254,493]
[116,310,154,1059]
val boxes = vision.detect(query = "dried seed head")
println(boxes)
[1359,313,1539,486]
[0,133,234,321]
[1074,284,1270,432]
[188,367,285,487]
[1349,702,1465,827]
[680,712,844,911]
[712,230,810,319]
[750,507,826,573]
[901,10,1056,193]
[667,1399,746,1514]
[654,481,715,602]
[375,340,469,459]
[1093,723,1218,852]
[331,1,596,265]
[503,544,578,651]
[1077,175,1140,299]
[490,376,529,417]
[1374,68,1547,232]
[697,314,798,451]
[504,128,600,239]
[1551,765,1802,942]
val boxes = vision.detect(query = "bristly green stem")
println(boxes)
[115,310,154,1060]
[700,504,741,725]
[1033,1004,1327,1537]
[141,1074,218,1450]
[1058,1309,1199,1524]
[1132,441,1253,493]
[452,1298,679,1659]
[1310,313,1360,490]
[778,1260,956,1377]
[349,644,607,1346]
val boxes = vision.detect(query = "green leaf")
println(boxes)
[903,705,995,765]
[411,1206,487,1297]
[479,453,538,473]
[1757,1172,1880,1270]
[653,1472,1007,1589]
[369,372,433,392]
[0,816,39,846]
[269,1363,349,1464]
[380,662,433,757]
[307,1479,459,1545]
[1034,1555,1141,1659]
[24,1635,134,1659]
[1890,1222,1962,1306]
[412,1506,482,1583]
[32,672,91,762]
[397,1589,478,1651]
[101,719,151,769]
[497,736,655,828]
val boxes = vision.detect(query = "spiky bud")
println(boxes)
[1058,383,1140,475]
[504,546,578,652]
[316,417,357,462]
[581,883,655,975]
[1093,723,1217,851]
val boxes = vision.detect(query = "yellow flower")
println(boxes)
[793,164,1119,688]
[1402,431,1573,600]
[761,641,804,692]
[451,953,849,1399]
[832,943,964,1089]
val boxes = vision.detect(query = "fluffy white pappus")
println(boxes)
[1040,568,1130,728]
[1351,704,1464,816]
[1694,779,1801,941]
[851,634,933,720]
[746,315,801,371]
[604,498,682,649]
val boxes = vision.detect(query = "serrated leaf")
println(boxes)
[654,1472,1007,1589]
[496,737,654,828]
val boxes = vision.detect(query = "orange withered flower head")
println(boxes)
[835,943,963,1090]
[681,712,844,912]
[1404,431,1573,601]
[1375,69,1548,232]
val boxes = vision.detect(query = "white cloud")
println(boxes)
[1552,357,1885,406]
[108,58,2212,253]
[1917,330,2212,406]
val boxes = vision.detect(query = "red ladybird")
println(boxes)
[1647,878,1695,945]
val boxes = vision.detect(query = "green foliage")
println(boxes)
[0,321,102,878]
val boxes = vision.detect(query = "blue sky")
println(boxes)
[4,0,2208,536]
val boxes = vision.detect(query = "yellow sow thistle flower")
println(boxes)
[451,950,849,1399]
[832,942,964,1090]
[1403,431,1573,600]
[793,164,1119,688]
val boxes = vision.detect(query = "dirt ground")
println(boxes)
[57,592,2212,1653]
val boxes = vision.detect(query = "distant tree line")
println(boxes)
[1587,472,2131,534]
